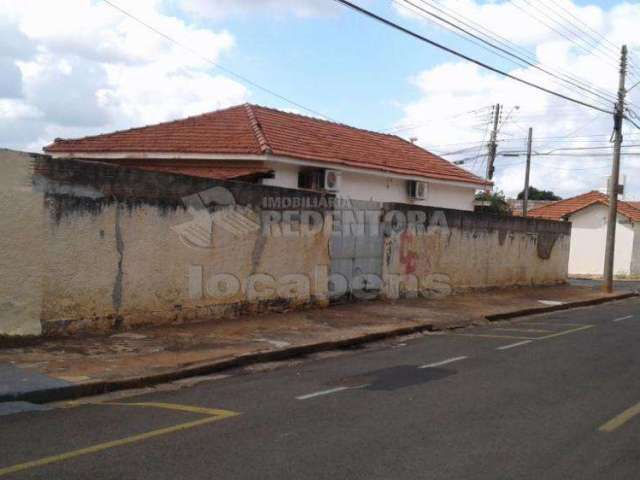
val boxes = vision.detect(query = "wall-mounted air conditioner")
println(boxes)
[407,180,428,200]
[324,170,342,192]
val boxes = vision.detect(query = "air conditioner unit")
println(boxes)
[408,180,428,200]
[324,170,342,192]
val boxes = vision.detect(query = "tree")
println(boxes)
[475,190,512,216]
[517,186,561,201]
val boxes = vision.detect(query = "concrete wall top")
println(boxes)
[382,202,572,235]
[33,155,335,217]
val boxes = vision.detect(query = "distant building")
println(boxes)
[44,104,489,211]
[527,191,640,276]
[508,198,555,217]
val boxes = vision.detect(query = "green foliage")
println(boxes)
[475,190,512,216]
[517,186,561,201]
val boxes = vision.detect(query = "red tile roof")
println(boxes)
[44,104,488,187]
[527,191,640,222]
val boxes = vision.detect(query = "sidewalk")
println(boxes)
[0,285,635,403]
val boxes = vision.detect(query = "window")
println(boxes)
[298,168,324,190]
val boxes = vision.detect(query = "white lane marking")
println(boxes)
[494,327,552,333]
[296,384,369,400]
[496,340,532,351]
[418,356,468,369]
[613,315,634,323]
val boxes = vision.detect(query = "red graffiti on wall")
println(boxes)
[399,229,418,274]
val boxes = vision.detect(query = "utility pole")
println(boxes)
[522,127,533,217]
[485,103,501,182]
[603,45,628,293]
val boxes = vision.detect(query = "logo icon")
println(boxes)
[172,186,260,249]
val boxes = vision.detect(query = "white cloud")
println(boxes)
[179,0,338,20]
[0,0,247,151]
[394,0,640,199]
[102,63,247,126]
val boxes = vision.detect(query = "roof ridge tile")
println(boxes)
[243,104,272,154]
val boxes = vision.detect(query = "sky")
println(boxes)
[2,0,640,199]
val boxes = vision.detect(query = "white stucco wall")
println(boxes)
[0,150,46,335]
[568,204,635,276]
[261,162,300,189]
[262,161,477,211]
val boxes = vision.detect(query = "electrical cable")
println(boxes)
[399,0,618,107]
[333,0,615,115]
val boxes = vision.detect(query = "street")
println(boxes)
[1,298,639,479]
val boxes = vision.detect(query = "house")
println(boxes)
[44,104,489,211]
[527,191,640,276]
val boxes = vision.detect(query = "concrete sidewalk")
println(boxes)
[0,285,635,403]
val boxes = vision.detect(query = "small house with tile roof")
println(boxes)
[528,191,640,276]
[44,104,489,211]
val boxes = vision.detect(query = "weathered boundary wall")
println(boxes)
[0,150,571,336]
[1,151,332,336]
[0,150,47,335]
[382,203,571,296]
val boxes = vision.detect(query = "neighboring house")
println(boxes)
[508,199,555,217]
[44,104,489,211]
[527,191,640,276]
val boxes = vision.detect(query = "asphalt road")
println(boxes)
[1,298,640,479]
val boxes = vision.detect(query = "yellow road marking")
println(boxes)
[599,402,640,433]
[0,403,239,477]
[100,401,232,417]
[537,324,595,340]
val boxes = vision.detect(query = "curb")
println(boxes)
[0,321,450,405]
[2,293,636,405]
[485,292,638,321]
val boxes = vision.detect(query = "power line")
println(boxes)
[397,0,617,108]
[472,114,493,172]
[536,0,640,77]
[500,144,640,155]
[508,0,632,77]
[417,133,640,151]
[101,0,330,119]
[502,152,640,158]
[383,105,494,134]
[538,0,619,55]
[396,0,614,107]
[408,0,621,103]
[333,0,614,115]
[496,159,612,171]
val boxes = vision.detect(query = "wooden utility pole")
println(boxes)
[522,127,533,217]
[603,45,628,293]
[485,103,501,182]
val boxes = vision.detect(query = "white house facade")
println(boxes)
[528,191,640,277]
[260,160,478,210]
